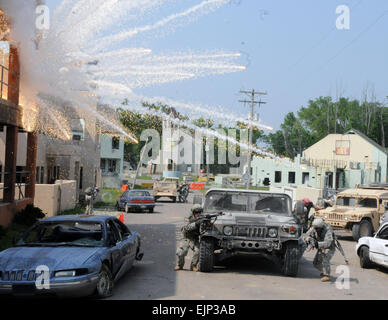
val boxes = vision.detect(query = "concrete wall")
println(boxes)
[0,180,76,220]
[34,180,77,217]
[295,186,323,204]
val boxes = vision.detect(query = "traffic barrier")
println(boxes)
[190,183,205,190]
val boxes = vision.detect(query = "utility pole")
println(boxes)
[239,89,267,189]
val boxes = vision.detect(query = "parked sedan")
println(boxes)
[116,190,155,213]
[356,222,388,269]
[0,215,143,298]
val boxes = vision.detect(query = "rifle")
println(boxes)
[305,228,349,265]
[333,233,349,265]
[304,229,319,252]
[196,212,223,233]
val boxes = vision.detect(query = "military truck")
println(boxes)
[153,177,180,202]
[194,188,305,277]
[315,186,388,241]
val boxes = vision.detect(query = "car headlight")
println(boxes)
[281,225,297,234]
[223,226,233,236]
[54,270,76,277]
[54,269,88,277]
[268,228,278,238]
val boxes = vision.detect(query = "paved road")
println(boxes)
[97,194,388,300]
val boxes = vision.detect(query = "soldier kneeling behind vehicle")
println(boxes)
[174,204,203,272]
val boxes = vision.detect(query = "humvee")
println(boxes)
[315,186,388,241]
[194,188,305,277]
[153,177,180,202]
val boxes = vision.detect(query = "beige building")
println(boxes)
[302,129,387,188]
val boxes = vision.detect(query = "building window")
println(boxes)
[275,171,282,183]
[100,159,106,171]
[302,172,309,185]
[112,136,120,150]
[53,166,60,180]
[79,167,83,190]
[108,159,117,173]
[36,167,40,183]
[40,167,44,184]
[288,172,296,184]
[0,164,2,183]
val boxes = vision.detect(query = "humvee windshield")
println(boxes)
[336,197,356,206]
[204,191,291,215]
[336,196,378,208]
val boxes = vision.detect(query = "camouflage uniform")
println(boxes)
[176,215,201,270]
[306,222,336,278]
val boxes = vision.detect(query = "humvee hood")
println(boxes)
[320,206,375,215]
[215,212,297,225]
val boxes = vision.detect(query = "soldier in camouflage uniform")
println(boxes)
[305,218,336,282]
[174,204,203,272]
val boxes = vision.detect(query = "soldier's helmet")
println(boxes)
[312,218,325,229]
[191,204,203,215]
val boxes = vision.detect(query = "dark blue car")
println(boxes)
[116,190,155,213]
[0,215,143,298]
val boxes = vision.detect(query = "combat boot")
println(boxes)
[191,266,199,272]
[174,266,183,271]
[320,275,330,282]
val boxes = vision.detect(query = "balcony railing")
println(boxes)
[0,63,19,101]
[0,170,32,202]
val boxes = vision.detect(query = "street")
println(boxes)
[96,194,388,300]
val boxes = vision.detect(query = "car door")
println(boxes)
[111,219,135,280]
[106,219,126,278]
[369,225,388,267]
[114,219,137,263]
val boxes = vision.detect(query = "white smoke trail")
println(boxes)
[114,102,294,166]
[89,0,231,52]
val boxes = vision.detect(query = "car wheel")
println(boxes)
[148,208,154,213]
[199,238,215,272]
[282,242,300,277]
[359,246,373,269]
[352,220,373,241]
[96,264,114,298]
[172,197,176,203]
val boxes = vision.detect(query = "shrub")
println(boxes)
[12,204,45,227]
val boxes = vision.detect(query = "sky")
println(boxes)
[46,0,388,131]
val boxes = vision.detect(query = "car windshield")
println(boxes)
[336,197,356,206]
[204,191,291,215]
[17,221,105,247]
[358,198,377,208]
[129,191,149,197]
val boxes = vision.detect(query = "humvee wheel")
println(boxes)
[282,242,299,277]
[352,220,373,241]
[199,238,215,272]
[359,246,373,269]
